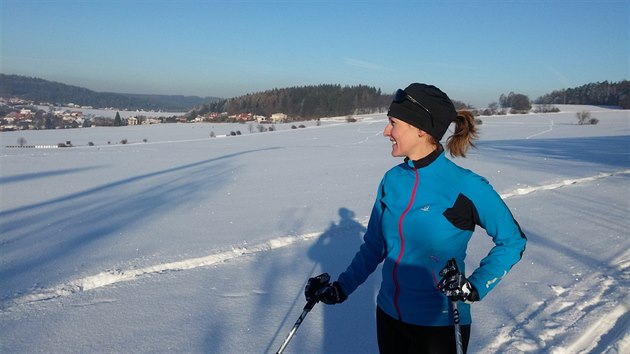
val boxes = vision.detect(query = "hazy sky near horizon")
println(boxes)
[1,0,628,107]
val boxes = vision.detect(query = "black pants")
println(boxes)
[376,307,471,354]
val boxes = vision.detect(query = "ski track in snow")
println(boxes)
[481,249,630,353]
[4,168,630,353]
[4,232,320,310]
[499,169,630,199]
[525,117,554,139]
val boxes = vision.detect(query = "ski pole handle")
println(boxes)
[447,258,459,272]
[303,296,318,311]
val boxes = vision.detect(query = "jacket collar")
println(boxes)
[405,144,444,169]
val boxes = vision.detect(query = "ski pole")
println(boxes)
[451,297,464,354]
[446,258,464,354]
[276,297,318,354]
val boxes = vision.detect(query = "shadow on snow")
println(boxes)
[0,148,281,304]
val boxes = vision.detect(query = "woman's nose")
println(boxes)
[383,123,392,136]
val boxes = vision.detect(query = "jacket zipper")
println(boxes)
[393,167,419,321]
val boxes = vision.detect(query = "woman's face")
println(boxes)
[383,117,423,159]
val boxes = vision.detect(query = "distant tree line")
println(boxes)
[187,84,391,121]
[535,80,630,108]
[3,74,628,121]
[0,74,217,111]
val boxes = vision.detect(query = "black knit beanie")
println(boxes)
[387,83,457,141]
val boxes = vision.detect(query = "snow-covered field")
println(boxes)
[1,106,628,353]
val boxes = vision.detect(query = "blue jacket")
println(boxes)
[337,147,526,326]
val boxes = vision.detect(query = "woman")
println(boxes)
[305,83,527,353]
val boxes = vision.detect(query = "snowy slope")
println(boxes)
[1,107,629,353]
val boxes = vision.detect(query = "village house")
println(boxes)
[236,113,251,122]
[0,114,18,131]
[143,118,161,125]
[270,113,287,123]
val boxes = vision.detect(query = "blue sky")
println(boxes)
[1,0,628,107]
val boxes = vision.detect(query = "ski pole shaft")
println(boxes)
[444,258,464,354]
[276,298,318,354]
[452,299,464,354]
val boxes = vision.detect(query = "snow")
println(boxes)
[1,105,629,353]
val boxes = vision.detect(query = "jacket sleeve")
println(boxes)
[467,177,527,300]
[337,179,387,296]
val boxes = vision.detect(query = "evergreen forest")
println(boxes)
[187,84,391,120]
[535,80,630,108]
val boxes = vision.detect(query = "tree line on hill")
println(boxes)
[2,75,628,123]
[187,84,392,121]
[188,81,629,122]
[535,80,630,108]
[0,74,217,111]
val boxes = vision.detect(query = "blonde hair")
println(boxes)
[428,110,478,158]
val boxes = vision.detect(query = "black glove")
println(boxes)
[315,281,347,305]
[438,259,479,303]
[305,273,331,303]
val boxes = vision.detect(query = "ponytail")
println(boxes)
[445,110,478,158]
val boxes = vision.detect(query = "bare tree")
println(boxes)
[576,110,591,125]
